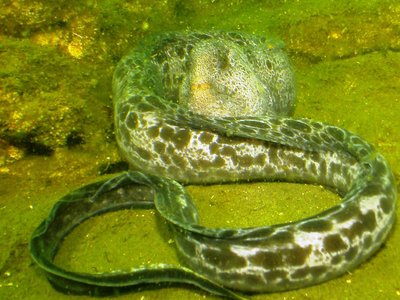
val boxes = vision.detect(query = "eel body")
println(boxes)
[30,32,396,298]
[112,32,396,292]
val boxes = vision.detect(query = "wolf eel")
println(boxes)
[30,32,396,299]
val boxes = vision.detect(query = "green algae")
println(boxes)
[0,0,399,300]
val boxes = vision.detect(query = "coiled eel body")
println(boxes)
[29,32,396,298]
[113,32,396,292]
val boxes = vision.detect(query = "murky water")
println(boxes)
[0,1,399,299]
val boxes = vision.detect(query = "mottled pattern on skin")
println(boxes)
[112,32,396,292]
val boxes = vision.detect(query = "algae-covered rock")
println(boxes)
[0,38,102,156]
[283,3,400,60]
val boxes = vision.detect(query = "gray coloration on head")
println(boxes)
[179,37,295,117]
[112,32,396,293]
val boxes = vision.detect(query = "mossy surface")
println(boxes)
[0,1,399,299]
